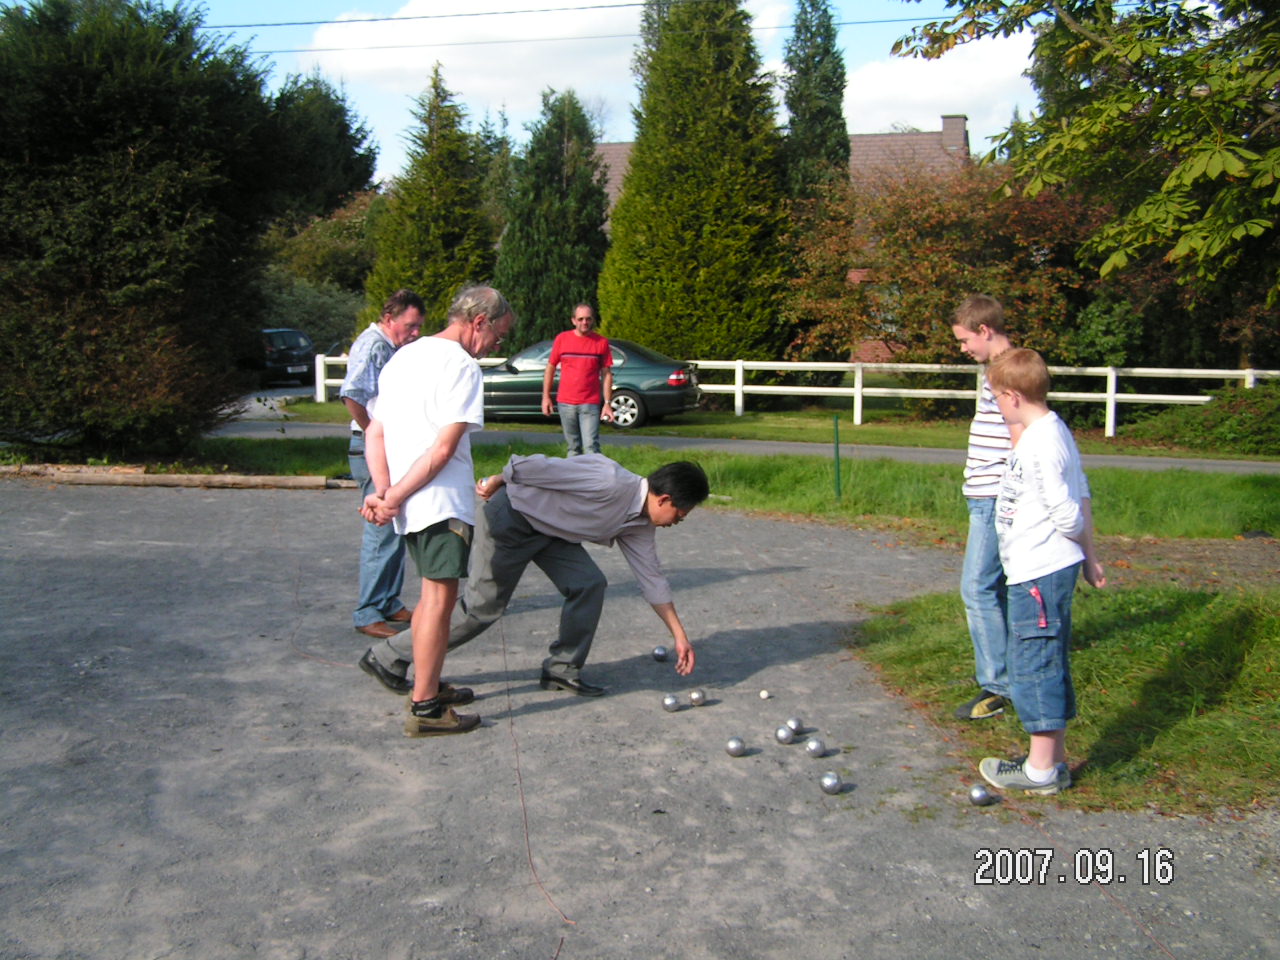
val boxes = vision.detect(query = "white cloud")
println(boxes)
[845,31,1036,153]
[293,2,1037,180]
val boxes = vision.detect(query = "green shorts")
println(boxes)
[404,518,472,580]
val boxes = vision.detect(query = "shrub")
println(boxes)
[1126,383,1280,455]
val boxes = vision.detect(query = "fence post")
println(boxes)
[314,355,327,403]
[1105,367,1118,437]
[853,364,864,426]
[734,359,745,417]
[1245,369,1256,388]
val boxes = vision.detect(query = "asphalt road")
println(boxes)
[2,472,1277,959]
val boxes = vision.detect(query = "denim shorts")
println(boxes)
[1006,562,1080,734]
[404,518,472,581]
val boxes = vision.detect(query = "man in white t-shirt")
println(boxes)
[359,286,515,737]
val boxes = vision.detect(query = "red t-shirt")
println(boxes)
[549,330,613,405]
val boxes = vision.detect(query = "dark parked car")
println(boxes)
[482,338,699,428]
[258,328,315,386]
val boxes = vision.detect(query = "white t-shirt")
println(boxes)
[995,411,1092,584]
[374,336,484,535]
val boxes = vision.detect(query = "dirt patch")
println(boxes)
[1102,534,1279,590]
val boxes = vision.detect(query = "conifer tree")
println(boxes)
[598,0,788,361]
[493,90,609,350]
[364,65,494,324]
[781,0,849,200]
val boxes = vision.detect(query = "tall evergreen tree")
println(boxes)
[363,65,494,324]
[781,0,849,200]
[493,89,609,350]
[599,0,788,361]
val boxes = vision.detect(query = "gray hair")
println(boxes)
[448,286,513,326]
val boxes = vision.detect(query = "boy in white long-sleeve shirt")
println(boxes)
[979,349,1106,795]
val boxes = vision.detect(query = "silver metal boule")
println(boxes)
[775,725,796,745]
[820,771,843,795]
[968,784,997,806]
[804,737,826,758]
[661,694,680,712]
[785,717,804,734]
[652,645,668,661]
[725,737,747,757]
[689,688,707,707]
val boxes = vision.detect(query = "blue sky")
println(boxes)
[194,0,1037,182]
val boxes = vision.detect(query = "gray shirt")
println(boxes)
[501,454,673,605]
[339,322,396,429]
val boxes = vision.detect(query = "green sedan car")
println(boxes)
[482,338,700,428]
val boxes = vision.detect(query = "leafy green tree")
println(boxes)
[363,65,495,325]
[896,0,1280,365]
[781,0,849,200]
[267,70,377,224]
[786,164,1103,369]
[266,190,383,295]
[598,0,788,361]
[0,0,342,456]
[493,90,609,350]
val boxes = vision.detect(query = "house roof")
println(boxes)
[594,115,970,207]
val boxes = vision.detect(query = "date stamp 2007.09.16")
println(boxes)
[974,847,1175,886]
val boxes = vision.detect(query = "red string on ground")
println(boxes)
[499,620,575,927]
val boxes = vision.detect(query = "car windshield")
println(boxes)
[266,330,311,350]
[507,342,552,370]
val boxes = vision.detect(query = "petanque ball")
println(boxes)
[725,737,747,757]
[689,688,707,707]
[775,725,796,745]
[968,783,997,806]
[785,717,804,734]
[804,737,826,758]
[661,694,680,712]
[652,645,668,662]
[820,771,843,795]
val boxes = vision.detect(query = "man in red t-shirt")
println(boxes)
[541,303,614,455]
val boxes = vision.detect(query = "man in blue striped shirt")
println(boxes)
[951,295,1019,720]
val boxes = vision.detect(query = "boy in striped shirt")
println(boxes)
[951,295,1018,720]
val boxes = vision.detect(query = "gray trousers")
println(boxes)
[370,488,607,680]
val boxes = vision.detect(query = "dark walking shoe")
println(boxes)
[954,690,1006,720]
[359,650,410,694]
[539,671,605,697]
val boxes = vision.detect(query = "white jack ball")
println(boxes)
[758,690,770,700]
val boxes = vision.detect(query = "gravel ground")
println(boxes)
[1,478,1277,960]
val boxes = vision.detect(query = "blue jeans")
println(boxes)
[349,434,407,628]
[961,497,1009,697]
[1007,563,1080,733]
[558,402,602,456]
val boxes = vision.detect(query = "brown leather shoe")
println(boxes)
[386,607,413,623]
[355,621,397,640]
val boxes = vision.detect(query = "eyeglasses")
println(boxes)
[480,319,505,345]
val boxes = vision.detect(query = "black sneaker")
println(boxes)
[955,690,1006,720]
[403,698,481,737]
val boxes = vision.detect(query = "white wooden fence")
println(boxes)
[315,354,1279,438]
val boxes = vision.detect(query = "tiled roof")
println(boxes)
[594,115,970,207]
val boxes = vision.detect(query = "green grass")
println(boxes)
[135,438,1280,541]
[852,586,1280,813]
[282,395,1280,460]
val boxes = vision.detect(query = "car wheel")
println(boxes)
[610,390,647,428]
